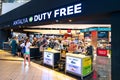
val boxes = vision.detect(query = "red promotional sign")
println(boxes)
[97,49,107,56]
[91,31,97,36]
[67,29,71,33]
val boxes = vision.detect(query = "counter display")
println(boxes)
[3,42,11,50]
[30,47,41,58]
[43,50,60,69]
[44,51,53,66]
[66,56,82,75]
[65,53,92,77]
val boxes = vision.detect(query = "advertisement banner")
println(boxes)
[66,56,82,75]
[97,49,107,56]
[43,52,53,66]
[98,31,108,38]
[13,3,82,26]
[82,57,92,76]
[82,65,91,76]
[83,57,91,67]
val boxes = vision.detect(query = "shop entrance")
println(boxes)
[2,22,111,80]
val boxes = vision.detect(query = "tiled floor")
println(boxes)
[0,60,78,80]
[0,50,23,61]
[0,50,111,80]
[0,50,77,80]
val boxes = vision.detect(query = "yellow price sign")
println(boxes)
[47,47,52,50]
[83,57,91,67]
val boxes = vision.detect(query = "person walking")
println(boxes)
[21,38,32,65]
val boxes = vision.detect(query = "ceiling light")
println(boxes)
[56,20,59,22]
[69,19,72,22]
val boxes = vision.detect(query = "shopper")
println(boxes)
[76,45,84,53]
[48,39,55,49]
[10,37,17,56]
[86,43,94,61]
[59,40,64,50]
[21,38,32,65]
[17,41,22,57]
[32,37,38,46]
[39,35,47,59]
[67,42,77,53]
[40,35,47,50]
[36,37,42,48]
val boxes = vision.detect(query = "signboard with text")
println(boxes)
[97,49,108,56]
[13,3,82,26]
[82,57,92,76]
[43,52,53,66]
[98,31,108,38]
[80,27,111,33]
[66,56,82,75]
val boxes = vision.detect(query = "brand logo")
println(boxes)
[34,11,52,22]
[71,61,76,64]
[29,17,33,22]
[13,3,82,26]
[13,18,28,26]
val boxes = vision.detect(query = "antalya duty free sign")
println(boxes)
[13,3,82,26]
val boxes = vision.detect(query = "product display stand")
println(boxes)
[43,49,60,69]
[65,53,92,79]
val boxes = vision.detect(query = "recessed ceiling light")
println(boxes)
[69,19,72,22]
[56,20,59,22]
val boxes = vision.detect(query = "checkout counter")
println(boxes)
[65,53,92,78]
[30,46,41,58]
[43,49,60,69]
[3,42,11,50]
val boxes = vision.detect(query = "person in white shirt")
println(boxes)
[21,38,32,65]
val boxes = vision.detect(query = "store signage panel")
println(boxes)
[98,31,108,38]
[66,56,82,75]
[88,28,98,31]
[80,27,111,33]
[82,65,91,76]
[83,57,91,67]
[97,49,107,56]
[43,51,53,66]
[98,27,111,31]
[84,32,91,37]
[13,3,82,26]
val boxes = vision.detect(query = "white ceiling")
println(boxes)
[29,24,111,29]
[24,24,111,34]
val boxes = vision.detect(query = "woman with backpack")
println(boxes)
[20,38,32,65]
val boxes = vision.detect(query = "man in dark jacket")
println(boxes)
[86,43,94,70]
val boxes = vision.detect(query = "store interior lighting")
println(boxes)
[28,24,111,29]
[24,24,111,34]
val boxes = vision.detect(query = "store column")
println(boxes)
[0,29,11,49]
[91,31,97,48]
[111,12,120,80]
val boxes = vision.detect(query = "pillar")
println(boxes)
[0,29,11,49]
[111,12,120,80]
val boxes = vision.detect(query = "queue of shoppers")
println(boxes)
[9,35,94,65]
[10,35,94,56]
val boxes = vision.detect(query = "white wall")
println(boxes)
[1,3,26,15]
